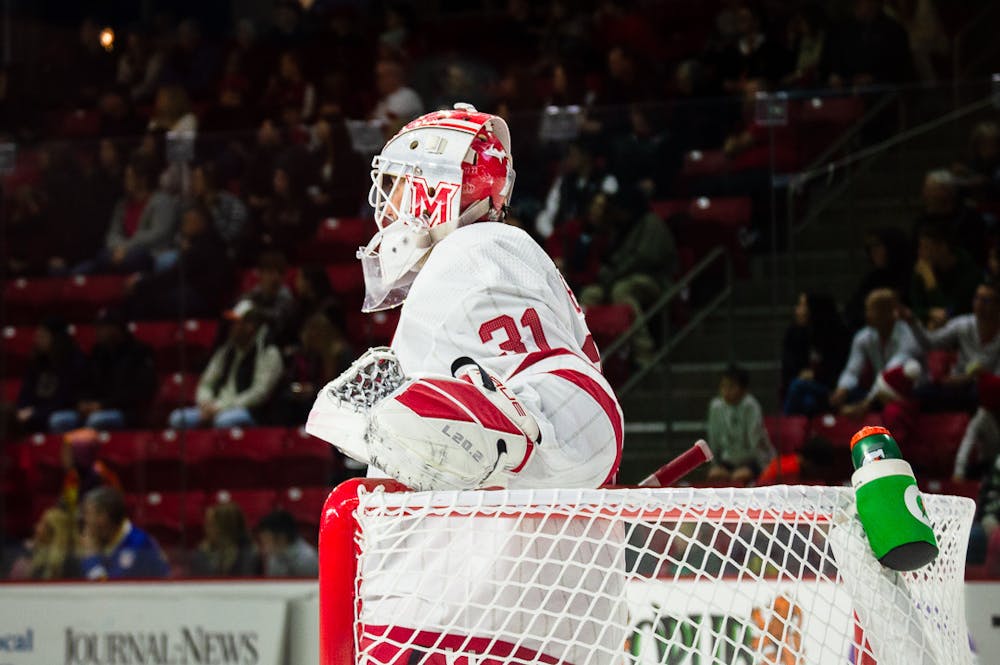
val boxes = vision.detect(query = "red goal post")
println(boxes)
[319,479,974,665]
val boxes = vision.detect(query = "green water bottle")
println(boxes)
[850,425,939,571]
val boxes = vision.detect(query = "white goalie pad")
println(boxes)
[305,346,407,465]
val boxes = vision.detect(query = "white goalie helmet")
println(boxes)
[358,103,516,312]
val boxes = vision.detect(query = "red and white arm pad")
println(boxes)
[368,367,540,491]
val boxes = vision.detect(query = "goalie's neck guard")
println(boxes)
[359,103,515,312]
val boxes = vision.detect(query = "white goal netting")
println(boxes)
[322,483,974,665]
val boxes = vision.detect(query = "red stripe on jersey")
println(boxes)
[394,382,476,424]
[423,378,523,437]
[361,626,568,665]
[509,348,577,378]
[549,369,623,485]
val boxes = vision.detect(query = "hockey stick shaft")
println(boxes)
[638,439,714,487]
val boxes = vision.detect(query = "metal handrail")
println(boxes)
[603,246,733,399]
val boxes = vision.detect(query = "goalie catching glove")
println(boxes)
[305,348,540,491]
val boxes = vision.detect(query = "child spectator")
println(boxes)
[830,288,920,413]
[168,302,283,430]
[189,502,258,577]
[782,293,850,416]
[9,507,80,580]
[16,320,87,433]
[79,486,169,580]
[256,510,318,578]
[706,364,776,484]
[49,308,157,432]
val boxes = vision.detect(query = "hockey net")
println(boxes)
[319,479,974,665]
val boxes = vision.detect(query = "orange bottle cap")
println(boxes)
[850,425,890,449]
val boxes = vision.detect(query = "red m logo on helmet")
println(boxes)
[409,176,459,226]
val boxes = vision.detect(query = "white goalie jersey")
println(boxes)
[378,220,623,489]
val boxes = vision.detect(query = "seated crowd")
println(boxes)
[1,0,991,579]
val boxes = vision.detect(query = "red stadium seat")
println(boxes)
[141,428,218,491]
[922,478,980,500]
[56,109,101,138]
[681,149,729,179]
[60,275,127,320]
[99,430,153,492]
[275,428,337,488]
[325,262,366,299]
[279,486,330,543]
[202,427,287,489]
[3,278,63,323]
[1,377,22,402]
[128,490,207,548]
[210,488,279,529]
[67,323,97,353]
[584,304,635,387]
[346,309,400,348]
[908,412,970,473]
[688,196,753,228]
[1,325,36,374]
[131,319,220,372]
[763,415,810,454]
[22,433,65,493]
[925,350,958,383]
[301,217,369,262]
[149,372,200,426]
[178,319,220,368]
[810,413,884,449]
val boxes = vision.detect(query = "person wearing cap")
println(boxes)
[168,301,283,429]
[49,308,157,432]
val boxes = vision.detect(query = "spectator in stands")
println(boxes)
[8,507,80,580]
[74,157,179,276]
[535,141,619,239]
[782,293,850,416]
[830,288,920,413]
[547,191,614,292]
[716,5,791,92]
[244,119,285,216]
[845,227,913,331]
[49,308,157,432]
[954,374,1000,481]
[305,112,365,216]
[168,302,283,430]
[953,121,1000,204]
[271,311,353,426]
[16,319,87,434]
[917,168,990,266]
[911,221,982,328]
[824,0,913,88]
[190,502,258,577]
[148,84,198,134]
[116,28,166,103]
[255,151,318,254]
[370,59,423,136]
[126,204,232,320]
[239,250,296,344]
[900,281,1000,412]
[972,453,1000,569]
[291,265,341,333]
[256,510,318,577]
[782,3,829,87]
[706,364,775,484]
[190,161,249,258]
[263,51,316,123]
[579,188,677,366]
[611,105,675,198]
[885,0,949,83]
[79,486,169,580]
